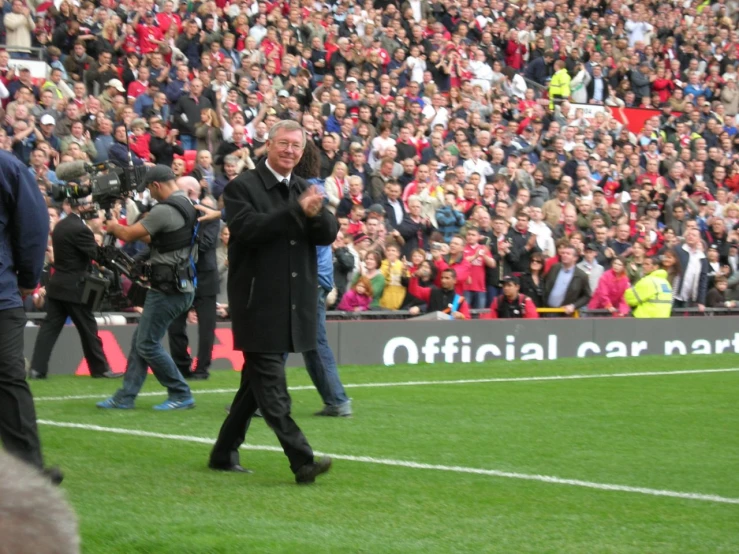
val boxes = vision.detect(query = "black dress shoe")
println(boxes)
[295,457,332,485]
[208,462,253,474]
[92,371,124,379]
[28,369,47,380]
[189,372,210,381]
[43,466,64,486]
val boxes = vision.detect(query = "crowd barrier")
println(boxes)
[25,316,739,375]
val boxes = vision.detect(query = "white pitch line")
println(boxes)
[33,367,739,402]
[38,419,739,506]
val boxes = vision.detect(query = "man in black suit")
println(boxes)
[29,199,120,380]
[210,120,337,484]
[379,180,405,228]
[167,177,220,380]
[544,244,592,314]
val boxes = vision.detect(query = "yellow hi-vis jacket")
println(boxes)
[548,68,571,108]
[623,269,673,318]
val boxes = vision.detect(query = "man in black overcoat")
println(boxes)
[209,120,338,484]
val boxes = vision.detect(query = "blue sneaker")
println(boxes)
[96,397,134,409]
[153,398,195,411]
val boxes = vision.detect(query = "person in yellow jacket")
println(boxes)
[623,257,673,318]
[549,60,571,109]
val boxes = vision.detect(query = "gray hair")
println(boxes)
[0,454,80,554]
[267,120,306,148]
[223,154,240,166]
[176,176,201,199]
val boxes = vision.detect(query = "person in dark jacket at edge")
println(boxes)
[0,151,62,485]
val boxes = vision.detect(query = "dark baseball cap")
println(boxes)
[144,165,176,186]
[647,203,660,210]
[585,243,598,252]
[501,275,520,285]
[368,203,386,215]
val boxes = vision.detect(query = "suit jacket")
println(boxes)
[47,214,100,303]
[223,159,338,352]
[544,263,592,309]
[381,198,405,228]
[585,76,611,102]
[673,245,709,304]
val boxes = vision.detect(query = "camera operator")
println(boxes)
[167,176,220,381]
[97,165,197,411]
[28,197,121,380]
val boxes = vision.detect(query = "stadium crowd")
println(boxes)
[5,0,739,319]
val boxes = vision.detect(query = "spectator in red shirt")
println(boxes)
[408,266,470,320]
[346,204,365,237]
[431,235,470,295]
[483,275,539,319]
[127,66,149,102]
[156,0,182,34]
[129,118,151,162]
[463,227,495,309]
[134,10,163,56]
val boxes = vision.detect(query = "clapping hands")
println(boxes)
[299,185,323,218]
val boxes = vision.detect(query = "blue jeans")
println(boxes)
[114,290,195,404]
[180,134,196,151]
[465,290,488,310]
[301,289,349,407]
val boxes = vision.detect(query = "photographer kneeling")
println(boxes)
[29,198,120,380]
[97,166,198,411]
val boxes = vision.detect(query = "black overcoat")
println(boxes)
[223,159,338,353]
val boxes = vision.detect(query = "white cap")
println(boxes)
[278,90,289,98]
[347,77,358,84]
[106,79,125,93]
[40,114,55,125]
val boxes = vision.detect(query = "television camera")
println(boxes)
[50,159,152,312]
[51,159,150,213]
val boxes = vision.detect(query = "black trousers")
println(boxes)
[30,297,111,377]
[0,308,43,469]
[210,352,313,473]
[167,294,217,376]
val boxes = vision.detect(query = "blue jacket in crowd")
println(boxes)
[0,151,50,311]
[436,205,466,242]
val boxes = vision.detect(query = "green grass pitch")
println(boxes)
[29,354,739,554]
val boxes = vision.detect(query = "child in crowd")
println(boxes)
[346,203,365,237]
[129,118,151,162]
[337,276,373,312]
[706,275,730,308]
[379,243,407,310]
